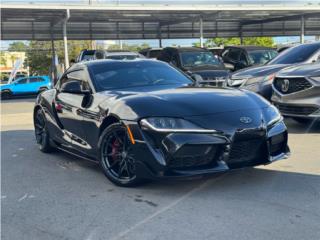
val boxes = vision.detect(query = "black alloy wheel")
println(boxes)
[34,109,54,152]
[99,123,143,187]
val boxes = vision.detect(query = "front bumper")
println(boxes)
[272,85,320,119]
[125,120,290,179]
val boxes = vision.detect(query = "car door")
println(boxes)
[27,77,43,93]
[54,69,91,151]
[12,77,30,95]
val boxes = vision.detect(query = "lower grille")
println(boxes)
[276,103,318,116]
[227,129,268,168]
[273,77,312,94]
[168,145,219,169]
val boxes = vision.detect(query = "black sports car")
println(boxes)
[34,59,290,187]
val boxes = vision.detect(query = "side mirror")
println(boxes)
[60,80,90,95]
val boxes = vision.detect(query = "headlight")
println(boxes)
[243,74,275,86]
[140,117,216,133]
[263,105,283,127]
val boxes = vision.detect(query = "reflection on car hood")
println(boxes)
[99,85,269,119]
[232,64,289,78]
[277,63,320,77]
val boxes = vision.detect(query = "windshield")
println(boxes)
[248,50,278,65]
[180,51,221,67]
[268,44,320,65]
[90,61,193,91]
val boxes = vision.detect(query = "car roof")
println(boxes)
[225,45,275,51]
[79,59,162,68]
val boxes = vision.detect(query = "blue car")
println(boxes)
[0,76,52,99]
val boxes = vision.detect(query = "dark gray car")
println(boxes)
[271,63,320,122]
[229,42,320,99]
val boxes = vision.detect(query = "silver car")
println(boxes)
[271,63,320,123]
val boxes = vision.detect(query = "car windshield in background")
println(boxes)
[248,50,278,65]
[105,55,141,60]
[181,51,221,67]
[149,50,161,58]
[91,61,193,91]
[268,44,320,65]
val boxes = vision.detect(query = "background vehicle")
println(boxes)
[139,48,162,59]
[230,42,320,99]
[221,46,278,72]
[76,49,96,62]
[158,47,229,86]
[34,59,289,187]
[272,63,320,123]
[1,76,51,99]
[207,46,224,57]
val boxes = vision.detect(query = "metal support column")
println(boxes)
[240,25,243,44]
[63,9,70,70]
[158,24,162,48]
[300,15,305,44]
[50,24,57,83]
[199,17,204,48]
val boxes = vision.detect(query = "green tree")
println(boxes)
[194,37,275,48]
[107,42,150,52]
[8,41,28,51]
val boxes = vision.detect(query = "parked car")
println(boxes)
[139,48,162,59]
[33,59,289,187]
[0,76,52,99]
[157,47,229,86]
[230,42,320,99]
[76,49,96,62]
[221,46,278,72]
[271,63,320,123]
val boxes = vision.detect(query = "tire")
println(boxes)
[1,91,12,99]
[34,108,55,153]
[292,117,312,124]
[98,123,145,187]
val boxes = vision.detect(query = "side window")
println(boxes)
[60,70,91,92]
[222,48,230,57]
[227,49,241,61]
[171,53,179,67]
[17,78,28,84]
[239,52,248,65]
[29,77,43,83]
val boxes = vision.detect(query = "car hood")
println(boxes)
[98,85,269,120]
[232,64,289,78]
[277,63,320,77]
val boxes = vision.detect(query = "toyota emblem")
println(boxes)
[240,117,252,124]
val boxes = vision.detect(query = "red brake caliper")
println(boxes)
[111,139,120,163]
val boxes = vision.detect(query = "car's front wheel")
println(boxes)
[34,108,55,153]
[1,90,12,99]
[99,123,144,187]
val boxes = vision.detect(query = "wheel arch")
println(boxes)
[99,115,121,137]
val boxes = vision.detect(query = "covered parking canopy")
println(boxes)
[1,1,320,41]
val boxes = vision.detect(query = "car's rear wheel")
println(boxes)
[99,123,144,187]
[34,109,55,153]
[1,91,12,99]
